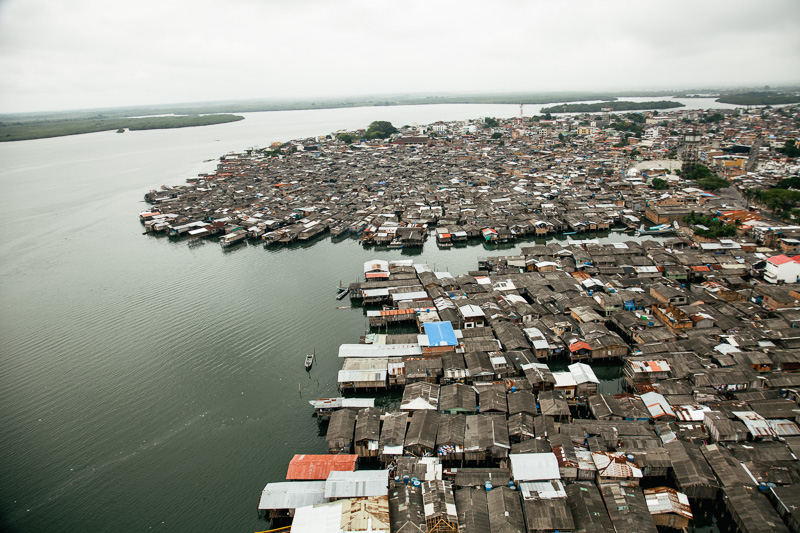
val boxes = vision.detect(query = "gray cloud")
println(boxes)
[0,0,798,112]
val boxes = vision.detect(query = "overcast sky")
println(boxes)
[1,0,798,113]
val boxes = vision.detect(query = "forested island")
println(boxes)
[0,113,244,142]
[715,91,800,106]
[540,100,684,114]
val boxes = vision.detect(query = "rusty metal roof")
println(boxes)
[286,454,357,480]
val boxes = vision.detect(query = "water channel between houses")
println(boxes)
[0,101,729,533]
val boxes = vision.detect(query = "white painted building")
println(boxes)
[764,254,800,284]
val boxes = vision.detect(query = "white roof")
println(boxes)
[339,343,422,358]
[552,371,577,388]
[523,327,546,340]
[324,470,389,499]
[290,500,345,533]
[641,391,676,419]
[362,288,390,297]
[530,339,549,351]
[337,369,387,383]
[714,343,740,355]
[510,453,560,481]
[519,480,566,500]
[382,445,403,455]
[364,259,389,273]
[569,362,599,384]
[258,481,326,511]
[401,397,438,411]
[459,304,485,318]
[392,291,429,302]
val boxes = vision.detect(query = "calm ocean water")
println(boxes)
[0,99,726,532]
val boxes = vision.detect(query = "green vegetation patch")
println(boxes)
[684,164,730,191]
[365,121,397,140]
[684,211,738,238]
[716,92,800,106]
[540,100,684,114]
[0,114,245,142]
[650,177,669,190]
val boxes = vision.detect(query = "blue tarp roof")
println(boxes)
[423,321,458,347]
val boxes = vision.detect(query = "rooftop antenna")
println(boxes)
[520,103,524,117]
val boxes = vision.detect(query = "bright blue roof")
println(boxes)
[423,321,458,347]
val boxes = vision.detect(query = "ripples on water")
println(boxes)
[0,102,696,532]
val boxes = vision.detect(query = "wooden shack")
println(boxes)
[663,440,719,500]
[507,412,536,444]
[422,480,459,533]
[477,382,508,415]
[599,481,658,532]
[326,409,356,454]
[464,414,510,464]
[438,383,477,415]
[405,410,439,457]
[538,390,571,422]
[401,382,440,411]
[565,482,614,533]
[379,412,408,464]
[436,413,466,463]
[388,484,426,533]
[455,488,490,533]
[353,407,381,459]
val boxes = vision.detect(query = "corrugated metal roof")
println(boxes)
[337,369,387,383]
[732,411,776,438]
[258,481,326,511]
[286,454,357,480]
[641,391,676,419]
[644,487,693,519]
[767,419,800,437]
[592,452,643,479]
[308,397,376,409]
[338,343,421,358]
[630,359,671,373]
[520,479,567,500]
[324,470,389,499]
[552,371,577,388]
[290,500,344,533]
[509,453,560,481]
[569,362,599,384]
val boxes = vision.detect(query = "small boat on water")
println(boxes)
[336,288,350,300]
[305,350,314,370]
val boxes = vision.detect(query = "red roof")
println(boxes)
[768,255,794,266]
[691,265,711,272]
[286,454,357,480]
[569,341,591,353]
